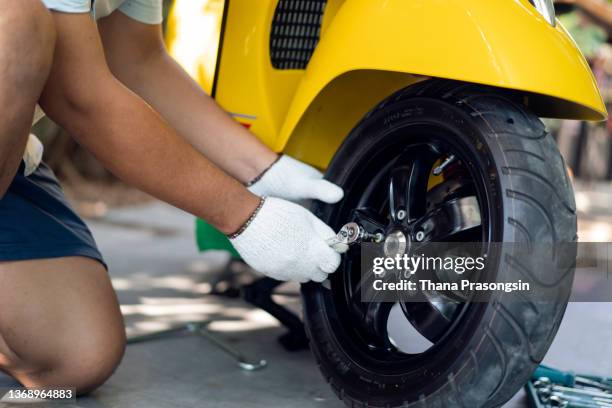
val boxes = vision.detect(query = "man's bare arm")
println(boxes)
[97,11,278,185]
[39,12,259,234]
[0,1,55,198]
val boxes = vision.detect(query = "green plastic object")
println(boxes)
[531,365,612,391]
[195,218,241,259]
[532,365,576,387]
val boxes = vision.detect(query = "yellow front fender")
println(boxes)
[281,0,606,168]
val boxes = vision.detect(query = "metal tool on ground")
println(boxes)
[549,394,610,408]
[549,386,612,401]
[535,379,612,399]
[127,321,267,371]
[535,366,612,392]
[557,395,612,408]
[527,366,612,408]
[537,386,612,407]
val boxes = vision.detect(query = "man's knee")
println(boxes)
[20,325,126,395]
[52,334,126,395]
[0,1,56,82]
[0,258,127,395]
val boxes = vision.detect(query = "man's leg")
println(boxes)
[0,0,55,196]
[0,257,126,395]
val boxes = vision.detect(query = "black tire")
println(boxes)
[302,80,577,408]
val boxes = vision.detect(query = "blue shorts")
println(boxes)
[0,162,105,268]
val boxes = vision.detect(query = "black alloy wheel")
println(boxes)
[303,80,577,408]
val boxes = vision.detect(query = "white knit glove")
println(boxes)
[247,155,344,204]
[230,197,347,283]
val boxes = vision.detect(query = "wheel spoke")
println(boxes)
[413,196,482,242]
[364,302,395,346]
[389,145,439,223]
[400,294,460,343]
[351,207,386,235]
[350,269,394,347]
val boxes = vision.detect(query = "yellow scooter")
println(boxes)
[166,1,606,407]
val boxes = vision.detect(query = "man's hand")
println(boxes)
[248,155,344,204]
[230,198,347,282]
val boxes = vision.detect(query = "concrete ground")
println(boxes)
[1,181,611,408]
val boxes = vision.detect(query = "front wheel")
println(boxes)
[303,80,577,407]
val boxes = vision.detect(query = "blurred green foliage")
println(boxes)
[560,11,607,59]
[162,0,174,32]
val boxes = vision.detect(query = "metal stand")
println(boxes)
[127,320,267,371]
[207,260,309,351]
[126,259,267,372]
[243,277,309,351]
[126,259,309,371]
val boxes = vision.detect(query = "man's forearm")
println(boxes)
[41,74,258,234]
[115,52,277,184]
[99,18,277,184]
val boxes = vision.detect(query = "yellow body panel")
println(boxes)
[165,0,225,95]
[167,0,606,169]
[213,0,304,149]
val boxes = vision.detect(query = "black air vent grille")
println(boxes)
[270,0,327,70]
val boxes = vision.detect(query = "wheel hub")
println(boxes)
[330,138,488,358]
[383,230,408,257]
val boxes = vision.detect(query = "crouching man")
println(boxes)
[0,0,346,394]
